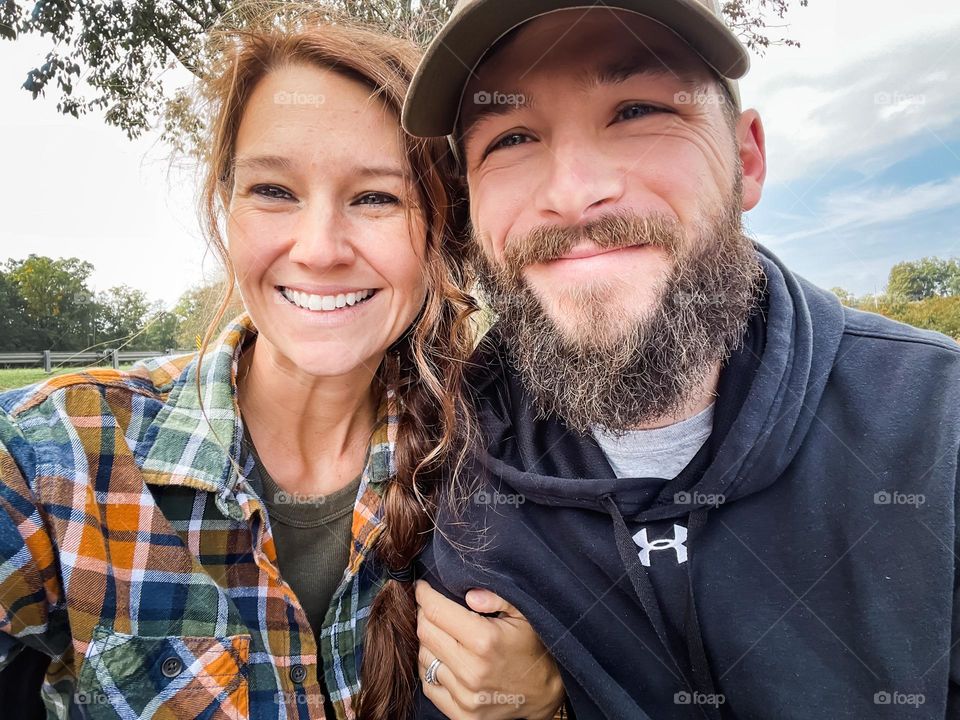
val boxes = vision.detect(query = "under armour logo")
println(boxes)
[633,524,688,566]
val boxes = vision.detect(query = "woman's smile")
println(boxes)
[278,285,379,311]
[275,285,381,326]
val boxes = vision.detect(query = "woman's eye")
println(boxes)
[615,103,659,122]
[251,184,294,201]
[354,192,398,206]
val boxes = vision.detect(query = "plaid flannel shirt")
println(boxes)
[0,314,394,719]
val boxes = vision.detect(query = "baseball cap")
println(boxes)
[402,0,749,138]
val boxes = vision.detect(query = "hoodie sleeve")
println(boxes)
[0,408,62,671]
[411,552,470,718]
[949,445,960,717]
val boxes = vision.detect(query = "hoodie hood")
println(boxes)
[470,243,846,521]
[417,242,960,720]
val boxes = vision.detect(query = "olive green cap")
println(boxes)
[402,0,749,138]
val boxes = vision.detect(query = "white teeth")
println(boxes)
[281,287,374,312]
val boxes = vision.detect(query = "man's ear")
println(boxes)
[736,109,766,212]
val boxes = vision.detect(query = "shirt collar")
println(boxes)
[140,313,255,492]
[140,313,397,496]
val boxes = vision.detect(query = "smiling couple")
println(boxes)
[2,1,960,719]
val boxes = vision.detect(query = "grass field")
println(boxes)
[0,366,135,392]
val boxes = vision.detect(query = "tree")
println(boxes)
[887,257,960,301]
[0,269,32,351]
[5,255,97,351]
[1,0,455,152]
[893,296,960,340]
[171,280,243,350]
[722,0,809,52]
[829,286,854,305]
[96,285,153,349]
[140,303,184,352]
[3,0,804,153]
[831,263,960,342]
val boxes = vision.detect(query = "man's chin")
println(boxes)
[540,303,645,349]
[536,289,659,347]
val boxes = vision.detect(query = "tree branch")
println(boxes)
[168,0,209,29]
[146,14,200,76]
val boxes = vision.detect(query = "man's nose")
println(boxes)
[533,139,626,226]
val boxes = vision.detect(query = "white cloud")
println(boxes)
[759,175,960,245]
[740,0,960,183]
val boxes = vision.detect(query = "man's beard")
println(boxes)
[472,199,764,434]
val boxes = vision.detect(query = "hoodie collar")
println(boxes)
[471,243,846,519]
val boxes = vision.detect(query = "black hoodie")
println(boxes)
[413,245,960,719]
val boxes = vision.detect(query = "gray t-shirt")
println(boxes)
[592,403,715,479]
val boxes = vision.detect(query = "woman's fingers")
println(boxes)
[417,605,472,671]
[464,588,521,619]
[421,678,462,720]
[418,646,486,720]
[418,645,459,693]
[415,580,565,718]
[415,580,493,655]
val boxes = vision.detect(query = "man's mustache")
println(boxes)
[499,212,685,284]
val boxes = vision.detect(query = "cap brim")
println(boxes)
[403,0,749,138]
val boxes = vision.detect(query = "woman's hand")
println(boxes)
[415,580,565,720]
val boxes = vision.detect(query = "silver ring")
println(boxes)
[425,657,443,686]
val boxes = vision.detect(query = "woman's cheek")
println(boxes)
[395,233,430,329]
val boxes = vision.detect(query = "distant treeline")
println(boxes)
[2,254,957,355]
[831,257,960,340]
[0,255,241,353]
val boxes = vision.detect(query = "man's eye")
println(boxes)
[251,184,294,201]
[354,192,398,206]
[487,132,532,155]
[615,103,659,122]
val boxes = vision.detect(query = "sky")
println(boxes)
[1,0,959,308]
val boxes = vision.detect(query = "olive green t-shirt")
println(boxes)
[243,426,360,716]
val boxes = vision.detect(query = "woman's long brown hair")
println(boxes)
[195,4,478,719]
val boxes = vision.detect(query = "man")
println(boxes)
[404,1,960,718]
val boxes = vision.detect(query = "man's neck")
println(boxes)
[625,362,722,432]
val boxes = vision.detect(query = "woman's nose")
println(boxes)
[287,202,357,270]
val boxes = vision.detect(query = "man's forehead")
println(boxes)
[471,12,709,90]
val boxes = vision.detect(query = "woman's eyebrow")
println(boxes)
[233,155,404,179]
[232,154,294,172]
[353,165,406,179]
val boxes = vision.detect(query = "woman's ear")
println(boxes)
[736,109,767,212]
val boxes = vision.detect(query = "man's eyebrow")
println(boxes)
[584,52,694,89]
[459,94,535,153]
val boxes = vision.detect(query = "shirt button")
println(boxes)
[161,656,183,678]
[289,664,307,684]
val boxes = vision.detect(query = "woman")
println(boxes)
[0,10,563,720]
